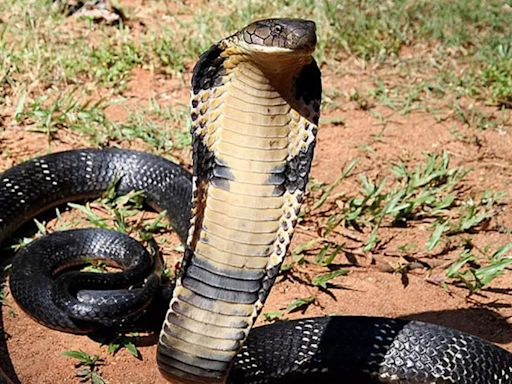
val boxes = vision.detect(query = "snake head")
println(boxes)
[237,18,317,55]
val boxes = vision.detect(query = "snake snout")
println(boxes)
[284,19,317,52]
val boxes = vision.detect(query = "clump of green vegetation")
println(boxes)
[316,152,502,252]
[427,190,505,251]
[17,91,109,144]
[66,178,170,239]
[86,40,144,89]
[445,244,512,293]
[481,44,512,108]
[61,350,106,384]
[278,150,509,298]
[15,88,190,151]
[106,333,140,359]
[293,151,507,271]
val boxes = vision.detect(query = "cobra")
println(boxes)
[0,18,510,384]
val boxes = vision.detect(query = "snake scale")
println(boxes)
[0,19,511,384]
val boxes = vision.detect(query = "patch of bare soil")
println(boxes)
[1,6,511,384]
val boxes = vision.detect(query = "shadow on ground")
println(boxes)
[402,307,512,345]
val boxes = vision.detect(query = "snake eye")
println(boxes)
[273,24,283,34]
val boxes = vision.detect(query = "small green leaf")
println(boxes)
[33,219,47,236]
[314,244,329,265]
[104,175,121,202]
[91,371,107,384]
[107,342,121,355]
[107,336,140,359]
[312,269,350,289]
[445,250,474,278]
[490,243,512,261]
[61,350,91,362]
[263,311,284,321]
[313,159,357,210]
[474,257,512,286]
[68,202,108,228]
[292,239,319,256]
[427,221,447,251]
[315,243,344,266]
[14,91,26,121]
[286,296,315,313]
[280,263,293,272]
[125,341,139,358]
[363,226,380,252]
[144,210,168,233]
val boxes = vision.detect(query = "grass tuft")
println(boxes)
[61,350,106,384]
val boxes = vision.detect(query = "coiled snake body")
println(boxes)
[0,19,511,384]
